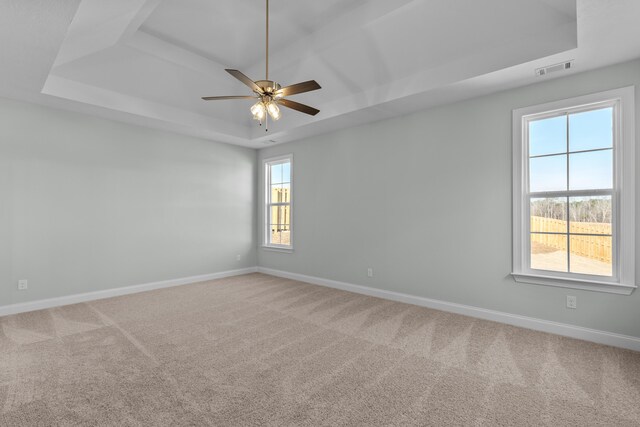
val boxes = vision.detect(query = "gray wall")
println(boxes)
[258,59,640,338]
[0,97,257,306]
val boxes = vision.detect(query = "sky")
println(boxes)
[270,161,291,186]
[529,107,613,193]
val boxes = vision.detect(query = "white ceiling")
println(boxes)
[1,0,640,148]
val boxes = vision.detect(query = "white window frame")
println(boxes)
[512,87,636,295]
[263,154,293,252]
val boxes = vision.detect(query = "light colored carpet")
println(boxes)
[1,273,639,426]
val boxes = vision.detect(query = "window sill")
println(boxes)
[261,245,294,253]
[511,272,636,295]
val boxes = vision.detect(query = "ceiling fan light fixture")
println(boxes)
[251,101,266,120]
[266,101,281,120]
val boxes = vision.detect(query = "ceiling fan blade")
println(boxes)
[225,69,262,93]
[279,98,320,116]
[276,80,321,97]
[202,96,256,101]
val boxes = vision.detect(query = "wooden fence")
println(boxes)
[530,216,612,263]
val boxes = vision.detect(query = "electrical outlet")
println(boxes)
[236,254,241,261]
[566,295,577,309]
[367,268,373,278]
[18,279,28,290]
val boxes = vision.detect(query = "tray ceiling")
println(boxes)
[3,1,640,148]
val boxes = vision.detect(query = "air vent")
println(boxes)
[535,60,573,77]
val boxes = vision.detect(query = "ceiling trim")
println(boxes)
[42,74,252,143]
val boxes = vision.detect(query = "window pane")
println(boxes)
[529,115,566,157]
[271,184,290,203]
[569,196,612,235]
[270,163,283,184]
[271,205,290,226]
[282,162,291,183]
[531,234,568,272]
[266,157,292,248]
[530,197,566,233]
[270,225,281,244]
[569,149,612,190]
[530,154,567,192]
[269,224,291,246]
[279,224,291,246]
[569,235,612,276]
[569,107,613,152]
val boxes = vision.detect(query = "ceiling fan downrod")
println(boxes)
[266,0,269,81]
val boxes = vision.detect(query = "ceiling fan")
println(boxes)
[201,0,321,131]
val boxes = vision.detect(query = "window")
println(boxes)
[264,154,293,250]
[512,87,636,295]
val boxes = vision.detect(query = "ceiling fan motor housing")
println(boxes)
[255,80,281,95]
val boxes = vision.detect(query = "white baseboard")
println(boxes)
[257,267,640,352]
[0,267,258,317]
[4,265,638,352]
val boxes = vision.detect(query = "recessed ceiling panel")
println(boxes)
[141,0,367,69]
